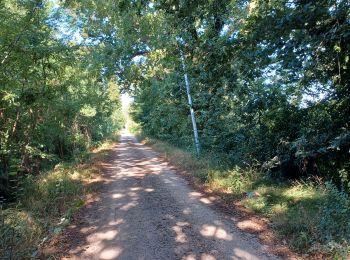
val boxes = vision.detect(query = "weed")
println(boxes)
[0,139,113,259]
[311,182,350,258]
[144,137,350,258]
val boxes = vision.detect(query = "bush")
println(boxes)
[0,162,95,258]
[314,182,350,257]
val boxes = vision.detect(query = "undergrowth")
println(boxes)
[0,139,116,259]
[142,137,350,259]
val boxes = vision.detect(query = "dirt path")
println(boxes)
[60,131,279,260]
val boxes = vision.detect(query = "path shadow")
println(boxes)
[55,134,275,260]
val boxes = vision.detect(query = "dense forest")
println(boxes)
[40,0,349,184]
[1,0,349,197]
[0,0,350,258]
[127,0,350,184]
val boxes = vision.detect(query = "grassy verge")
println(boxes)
[0,138,116,259]
[141,136,350,259]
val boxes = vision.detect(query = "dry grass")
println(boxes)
[143,137,350,259]
[0,139,116,259]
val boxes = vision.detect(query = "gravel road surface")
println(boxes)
[63,131,279,260]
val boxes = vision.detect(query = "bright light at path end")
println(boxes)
[122,93,133,111]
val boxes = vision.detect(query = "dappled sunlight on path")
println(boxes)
[62,131,278,260]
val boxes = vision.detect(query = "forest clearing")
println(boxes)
[1,0,349,259]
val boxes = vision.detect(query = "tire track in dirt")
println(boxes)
[56,131,280,260]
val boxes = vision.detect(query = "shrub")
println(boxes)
[314,182,350,257]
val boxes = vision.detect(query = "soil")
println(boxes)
[46,131,290,260]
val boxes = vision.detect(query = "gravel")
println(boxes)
[63,132,279,260]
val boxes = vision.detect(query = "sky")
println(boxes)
[49,0,134,113]
[122,93,133,112]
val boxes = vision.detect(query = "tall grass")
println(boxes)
[143,137,350,259]
[0,139,115,259]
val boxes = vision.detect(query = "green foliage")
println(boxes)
[316,182,350,247]
[0,162,91,258]
[146,137,349,257]
[122,0,350,186]
[0,209,42,259]
[1,0,349,258]
[0,0,124,197]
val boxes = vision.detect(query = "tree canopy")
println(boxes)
[0,0,124,197]
[63,0,350,183]
[1,0,349,193]
[1,1,350,258]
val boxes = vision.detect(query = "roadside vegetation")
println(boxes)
[0,138,117,259]
[1,0,349,259]
[137,135,350,258]
[123,0,349,258]
[0,1,124,201]
[0,2,123,258]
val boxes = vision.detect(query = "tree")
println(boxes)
[0,0,124,197]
